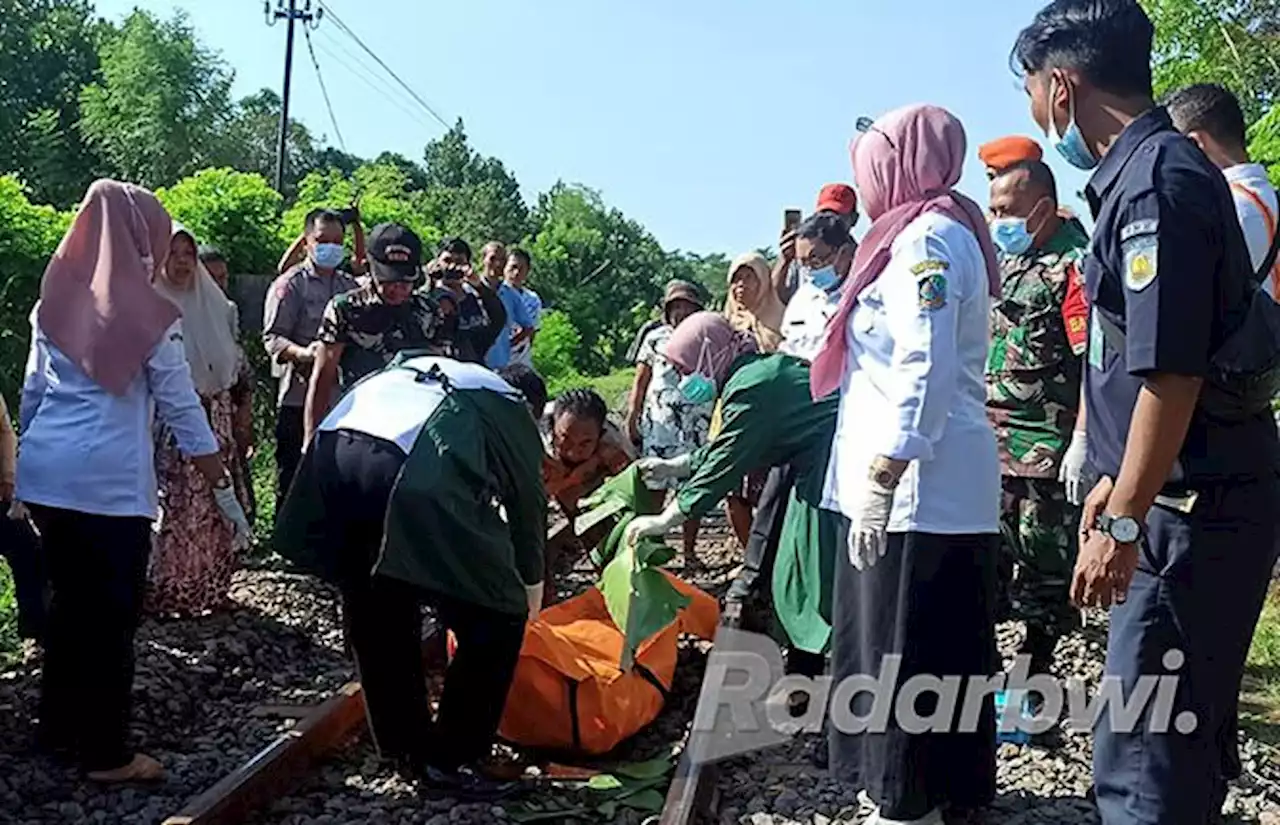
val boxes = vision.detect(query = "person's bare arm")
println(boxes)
[350,207,367,275]
[304,342,343,447]
[1106,375,1201,521]
[772,230,797,304]
[625,363,653,445]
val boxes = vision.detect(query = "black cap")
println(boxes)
[368,223,422,283]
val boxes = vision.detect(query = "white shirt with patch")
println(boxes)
[822,212,1000,535]
[779,279,841,363]
[1225,162,1280,300]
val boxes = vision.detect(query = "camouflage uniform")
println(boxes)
[985,220,1090,666]
[318,285,452,390]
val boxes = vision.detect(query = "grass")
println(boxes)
[1242,584,1280,752]
[0,558,16,666]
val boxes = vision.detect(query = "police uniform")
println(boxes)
[986,219,1090,671]
[825,212,1000,819]
[262,263,358,500]
[317,285,452,390]
[1081,108,1280,825]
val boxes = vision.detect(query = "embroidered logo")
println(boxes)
[910,259,949,277]
[1122,235,1158,292]
[918,273,947,311]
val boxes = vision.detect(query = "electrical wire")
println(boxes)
[316,0,451,130]
[311,33,439,132]
[302,27,348,153]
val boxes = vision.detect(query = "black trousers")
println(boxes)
[314,429,527,772]
[1094,478,1280,825]
[728,464,795,606]
[28,505,151,771]
[274,405,305,516]
[0,508,47,640]
[829,532,999,820]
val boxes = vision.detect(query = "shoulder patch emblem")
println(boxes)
[1122,235,1159,292]
[911,259,949,278]
[918,272,947,311]
[1119,219,1158,242]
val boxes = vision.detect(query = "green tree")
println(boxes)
[531,309,584,389]
[79,10,235,190]
[156,168,284,274]
[420,120,530,243]
[0,0,103,207]
[218,89,321,197]
[282,161,440,251]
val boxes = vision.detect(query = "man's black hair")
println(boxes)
[1165,83,1248,149]
[197,244,226,266]
[994,159,1060,203]
[1012,0,1154,99]
[551,388,608,432]
[507,247,532,269]
[497,364,548,418]
[796,211,853,250]
[438,237,473,262]
[305,208,344,234]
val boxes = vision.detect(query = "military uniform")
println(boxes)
[317,285,451,390]
[986,220,1089,666]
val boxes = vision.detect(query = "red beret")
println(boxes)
[978,136,1044,172]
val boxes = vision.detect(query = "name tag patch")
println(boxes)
[1119,219,1158,242]
[918,272,947,311]
[1122,234,1159,292]
[910,259,949,277]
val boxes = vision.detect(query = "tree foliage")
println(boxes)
[156,168,284,274]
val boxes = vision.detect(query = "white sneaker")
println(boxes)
[864,805,944,825]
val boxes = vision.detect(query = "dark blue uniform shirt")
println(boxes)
[1083,108,1278,484]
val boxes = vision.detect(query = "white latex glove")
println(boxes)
[636,454,693,488]
[846,479,895,572]
[624,502,687,547]
[1058,430,1093,507]
[213,485,252,552]
[6,500,29,522]
[525,582,545,622]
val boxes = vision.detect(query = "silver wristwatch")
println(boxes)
[1096,513,1142,544]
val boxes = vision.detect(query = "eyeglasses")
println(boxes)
[855,116,896,151]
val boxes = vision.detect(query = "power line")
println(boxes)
[311,33,438,132]
[302,27,347,153]
[316,0,451,130]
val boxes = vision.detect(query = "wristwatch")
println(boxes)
[1096,513,1143,544]
[868,459,899,490]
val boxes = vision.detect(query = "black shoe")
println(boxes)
[422,765,520,801]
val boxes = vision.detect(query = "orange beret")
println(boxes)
[978,136,1043,172]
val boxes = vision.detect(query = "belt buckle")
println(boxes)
[1154,490,1198,514]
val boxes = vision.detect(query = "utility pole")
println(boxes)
[266,0,321,194]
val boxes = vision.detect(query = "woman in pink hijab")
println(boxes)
[15,180,249,783]
[813,106,1002,824]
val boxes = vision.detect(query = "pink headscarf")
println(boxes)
[37,180,179,396]
[809,104,1000,400]
[663,311,758,389]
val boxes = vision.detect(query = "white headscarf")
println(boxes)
[153,225,240,396]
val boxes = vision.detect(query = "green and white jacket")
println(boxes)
[274,355,547,617]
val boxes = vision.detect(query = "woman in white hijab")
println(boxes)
[146,225,253,616]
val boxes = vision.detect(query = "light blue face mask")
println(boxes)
[678,337,719,405]
[804,264,841,293]
[1047,77,1098,171]
[312,242,345,269]
[991,217,1033,257]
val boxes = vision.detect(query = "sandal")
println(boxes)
[86,753,165,784]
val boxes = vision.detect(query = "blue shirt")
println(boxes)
[17,316,220,519]
[1082,107,1278,483]
[485,281,537,370]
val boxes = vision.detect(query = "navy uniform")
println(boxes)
[1083,108,1280,824]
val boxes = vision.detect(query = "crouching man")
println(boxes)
[273,354,548,801]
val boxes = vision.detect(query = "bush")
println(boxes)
[0,176,72,404]
[532,309,584,390]
[156,168,283,274]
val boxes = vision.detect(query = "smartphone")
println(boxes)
[784,209,803,232]
[338,207,358,225]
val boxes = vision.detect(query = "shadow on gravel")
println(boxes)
[0,568,352,824]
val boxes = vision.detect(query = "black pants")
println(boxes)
[274,405,305,515]
[315,429,527,771]
[0,508,47,640]
[728,464,795,606]
[29,505,151,771]
[829,532,999,820]
[1094,479,1280,825]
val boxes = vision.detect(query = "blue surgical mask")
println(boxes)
[312,242,345,269]
[991,218,1033,257]
[805,264,841,293]
[1047,77,1098,171]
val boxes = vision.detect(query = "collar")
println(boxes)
[1086,107,1171,210]
[1039,216,1090,256]
[1224,162,1270,185]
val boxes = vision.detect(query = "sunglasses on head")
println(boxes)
[855,116,896,151]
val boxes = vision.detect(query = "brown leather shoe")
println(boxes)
[86,753,165,784]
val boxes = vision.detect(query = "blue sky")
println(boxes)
[96,0,1089,256]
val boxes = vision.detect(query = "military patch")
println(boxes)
[910,259,949,278]
[1122,234,1159,292]
[1119,219,1158,242]
[918,272,947,311]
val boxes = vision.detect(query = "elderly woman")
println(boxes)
[725,253,786,353]
[809,106,1003,824]
[147,226,255,616]
[16,180,250,782]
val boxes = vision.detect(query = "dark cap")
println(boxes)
[368,223,423,283]
[663,279,704,311]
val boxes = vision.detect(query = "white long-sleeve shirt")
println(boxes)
[1224,163,1280,300]
[17,314,220,519]
[822,212,1000,535]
